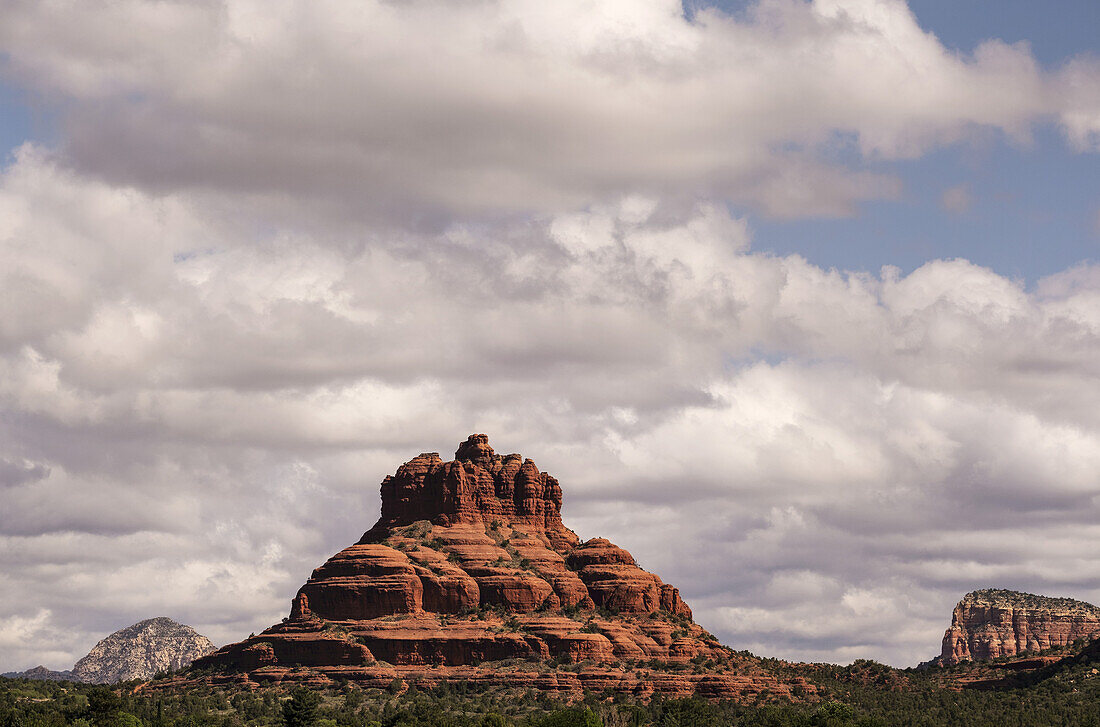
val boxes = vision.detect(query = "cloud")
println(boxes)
[1057,55,1100,151]
[940,184,972,215]
[0,458,49,488]
[0,144,1097,668]
[0,0,1095,225]
[0,609,73,671]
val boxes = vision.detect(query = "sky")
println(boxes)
[0,0,1098,672]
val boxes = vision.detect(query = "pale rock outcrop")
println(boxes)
[72,617,215,683]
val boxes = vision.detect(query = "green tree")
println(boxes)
[344,687,365,710]
[86,686,122,726]
[540,707,603,727]
[283,687,323,727]
[813,700,856,727]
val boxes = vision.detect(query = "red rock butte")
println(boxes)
[939,589,1100,666]
[190,435,812,700]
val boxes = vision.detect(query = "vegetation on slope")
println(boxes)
[959,589,1100,615]
[6,646,1100,727]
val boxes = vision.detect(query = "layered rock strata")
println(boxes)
[940,589,1100,665]
[192,435,806,700]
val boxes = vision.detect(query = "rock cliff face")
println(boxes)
[192,435,811,700]
[940,589,1100,665]
[72,617,216,683]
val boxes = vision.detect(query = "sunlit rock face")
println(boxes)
[73,617,215,683]
[192,435,810,700]
[939,589,1100,665]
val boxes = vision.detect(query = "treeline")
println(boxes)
[0,680,863,727]
[4,661,1100,727]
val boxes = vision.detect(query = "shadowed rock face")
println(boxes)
[192,435,810,700]
[940,589,1100,665]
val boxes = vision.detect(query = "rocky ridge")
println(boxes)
[1,665,75,682]
[189,435,812,700]
[73,617,216,683]
[939,589,1100,665]
[4,617,215,684]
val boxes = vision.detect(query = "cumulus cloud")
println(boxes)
[0,0,1099,671]
[0,146,1098,667]
[0,0,1096,224]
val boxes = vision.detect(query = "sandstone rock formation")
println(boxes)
[939,589,1100,665]
[72,617,216,683]
[191,435,811,700]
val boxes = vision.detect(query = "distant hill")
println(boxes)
[940,588,1100,665]
[1,665,75,681]
[73,617,216,683]
[5,617,215,684]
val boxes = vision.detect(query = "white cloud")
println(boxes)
[0,147,1097,667]
[0,609,73,671]
[0,0,1095,222]
[1057,56,1100,151]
